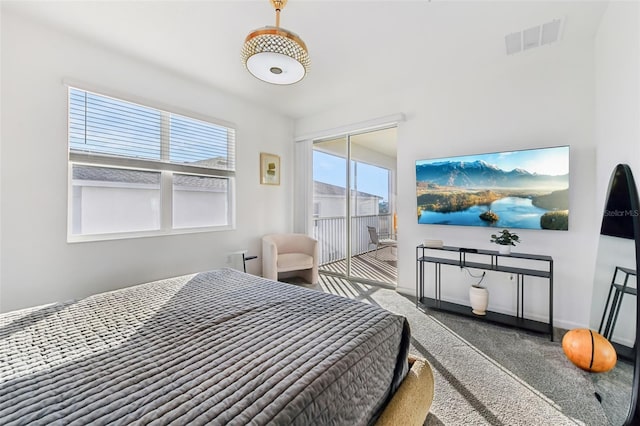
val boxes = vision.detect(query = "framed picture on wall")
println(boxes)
[260,152,280,185]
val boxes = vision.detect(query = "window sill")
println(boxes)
[67,224,236,243]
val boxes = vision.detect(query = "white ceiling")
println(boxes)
[3,0,608,119]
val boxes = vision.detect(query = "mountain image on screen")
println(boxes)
[415,147,570,231]
[416,160,568,189]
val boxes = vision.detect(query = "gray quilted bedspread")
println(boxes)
[0,268,409,425]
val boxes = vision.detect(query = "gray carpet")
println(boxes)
[425,308,634,426]
[298,274,622,425]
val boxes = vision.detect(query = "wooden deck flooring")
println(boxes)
[319,246,397,286]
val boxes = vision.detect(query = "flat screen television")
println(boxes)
[416,146,569,230]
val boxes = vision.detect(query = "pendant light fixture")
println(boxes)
[242,0,310,85]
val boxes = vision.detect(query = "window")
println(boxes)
[312,150,391,217]
[68,87,235,241]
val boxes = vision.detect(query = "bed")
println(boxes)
[0,268,433,425]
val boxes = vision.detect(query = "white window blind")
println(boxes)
[69,88,235,171]
[68,87,236,241]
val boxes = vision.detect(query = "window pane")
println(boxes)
[69,88,162,160]
[313,150,347,218]
[71,165,161,235]
[351,161,389,216]
[173,174,229,228]
[170,115,235,170]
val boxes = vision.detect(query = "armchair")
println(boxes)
[262,233,319,284]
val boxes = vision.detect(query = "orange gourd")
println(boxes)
[562,328,617,373]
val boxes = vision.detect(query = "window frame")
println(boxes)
[66,84,236,243]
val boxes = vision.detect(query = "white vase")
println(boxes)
[469,286,489,316]
[498,245,511,255]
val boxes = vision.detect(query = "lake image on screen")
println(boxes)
[416,146,569,230]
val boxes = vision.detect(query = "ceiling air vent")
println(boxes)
[523,26,541,50]
[505,18,564,55]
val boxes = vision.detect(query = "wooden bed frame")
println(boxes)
[377,355,435,425]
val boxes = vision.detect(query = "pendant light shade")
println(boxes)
[242,0,310,85]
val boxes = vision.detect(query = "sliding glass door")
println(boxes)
[312,128,397,286]
[312,136,348,277]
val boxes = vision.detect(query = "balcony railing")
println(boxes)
[313,214,393,265]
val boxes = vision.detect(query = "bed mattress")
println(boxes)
[0,268,409,425]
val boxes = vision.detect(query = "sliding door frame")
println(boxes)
[309,123,399,287]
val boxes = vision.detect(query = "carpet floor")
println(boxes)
[425,308,634,426]
[301,274,629,425]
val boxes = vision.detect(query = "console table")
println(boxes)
[416,245,554,341]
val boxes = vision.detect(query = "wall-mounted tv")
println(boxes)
[416,146,569,230]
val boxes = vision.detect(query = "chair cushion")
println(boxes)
[277,253,314,272]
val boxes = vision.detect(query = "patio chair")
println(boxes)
[367,226,397,259]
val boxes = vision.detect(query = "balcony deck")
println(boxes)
[317,274,379,301]
[319,246,397,286]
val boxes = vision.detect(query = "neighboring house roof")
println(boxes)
[73,165,160,184]
[314,181,380,199]
[72,165,226,190]
[191,156,233,170]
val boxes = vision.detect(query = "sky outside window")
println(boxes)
[313,150,389,202]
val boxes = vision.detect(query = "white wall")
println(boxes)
[595,1,640,207]
[0,11,294,312]
[296,31,600,330]
[591,1,640,343]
